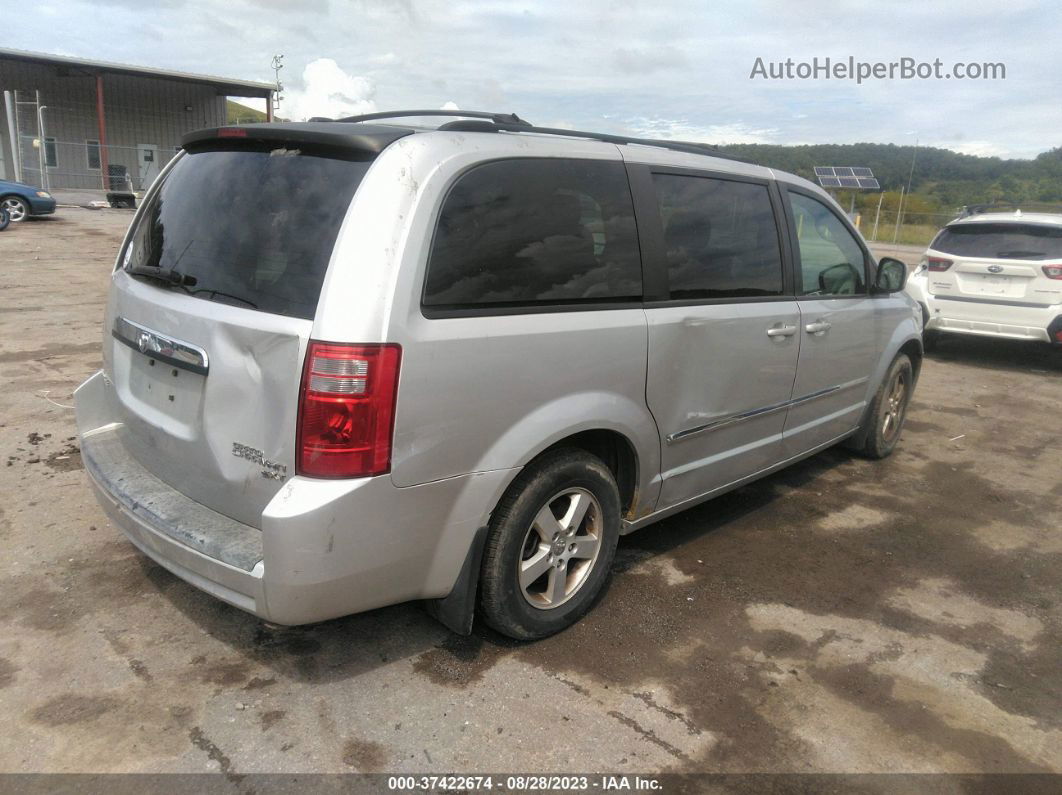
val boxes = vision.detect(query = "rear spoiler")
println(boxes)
[181,121,414,154]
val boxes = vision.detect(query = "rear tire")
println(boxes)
[0,208,8,231]
[857,354,914,460]
[479,449,620,640]
[1,196,28,223]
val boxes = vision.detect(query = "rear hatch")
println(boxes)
[926,221,1062,307]
[105,133,379,528]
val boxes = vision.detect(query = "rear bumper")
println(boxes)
[75,370,515,625]
[922,293,1062,343]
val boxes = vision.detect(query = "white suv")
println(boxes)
[906,210,1062,350]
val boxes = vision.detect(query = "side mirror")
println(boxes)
[818,262,861,295]
[874,257,908,293]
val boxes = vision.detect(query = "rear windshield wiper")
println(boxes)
[127,266,256,308]
[127,265,198,287]
[189,288,258,309]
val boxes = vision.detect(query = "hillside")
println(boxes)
[226,100,269,124]
[718,142,1062,211]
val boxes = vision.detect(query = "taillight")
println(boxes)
[1042,264,1062,280]
[927,257,953,272]
[296,341,401,479]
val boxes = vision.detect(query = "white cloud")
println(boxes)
[281,58,376,122]
[942,140,1009,158]
[626,118,779,145]
[5,0,1059,158]
[440,100,459,110]
[612,46,687,74]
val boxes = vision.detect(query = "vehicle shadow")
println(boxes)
[143,447,852,685]
[928,334,1060,375]
[139,557,453,685]
[614,447,852,563]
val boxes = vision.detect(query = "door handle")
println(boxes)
[805,320,832,335]
[766,323,798,338]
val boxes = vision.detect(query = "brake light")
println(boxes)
[217,127,248,138]
[296,342,401,478]
[1042,264,1062,280]
[927,257,953,272]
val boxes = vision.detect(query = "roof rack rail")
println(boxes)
[314,109,533,126]
[434,118,751,164]
[312,108,750,164]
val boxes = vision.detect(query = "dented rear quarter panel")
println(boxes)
[313,132,661,509]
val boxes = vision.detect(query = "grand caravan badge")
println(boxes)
[232,442,288,480]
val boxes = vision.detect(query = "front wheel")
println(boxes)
[857,354,914,459]
[479,449,620,640]
[1,196,28,223]
[0,208,9,231]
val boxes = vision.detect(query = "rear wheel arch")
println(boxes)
[425,427,640,636]
[523,429,639,520]
[898,338,923,383]
[845,340,920,452]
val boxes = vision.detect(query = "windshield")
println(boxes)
[123,145,372,319]
[932,223,1062,261]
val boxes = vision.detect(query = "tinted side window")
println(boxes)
[652,174,784,300]
[423,159,641,309]
[788,192,867,296]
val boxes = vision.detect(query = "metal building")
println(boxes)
[0,48,274,198]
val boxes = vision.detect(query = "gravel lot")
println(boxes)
[1,209,1060,777]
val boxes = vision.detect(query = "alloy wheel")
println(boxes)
[1,198,27,222]
[517,487,603,610]
[881,370,908,443]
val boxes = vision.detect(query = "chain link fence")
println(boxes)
[16,136,176,193]
[860,209,957,247]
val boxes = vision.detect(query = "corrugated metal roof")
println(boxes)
[0,48,274,97]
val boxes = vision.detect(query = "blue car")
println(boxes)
[0,179,57,222]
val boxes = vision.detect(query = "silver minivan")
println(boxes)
[75,110,921,639]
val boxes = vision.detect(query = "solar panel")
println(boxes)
[814,166,878,190]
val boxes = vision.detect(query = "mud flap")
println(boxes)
[424,526,488,635]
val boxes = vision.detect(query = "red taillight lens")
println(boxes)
[296,342,401,479]
[217,127,248,138]
[927,257,953,272]
[1042,264,1062,280]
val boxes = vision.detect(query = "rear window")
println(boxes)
[423,158,642,311]
[123,145,371,319]
[932,223,1062,261]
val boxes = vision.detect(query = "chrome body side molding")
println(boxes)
[666,376,869,444]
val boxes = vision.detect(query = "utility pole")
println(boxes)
[896,138,919,234]
[36,92,48,192]
[871,192,884,242]
[892,186,905,244]
[270,55,284,121]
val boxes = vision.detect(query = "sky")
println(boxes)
[10,0,1061,159]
